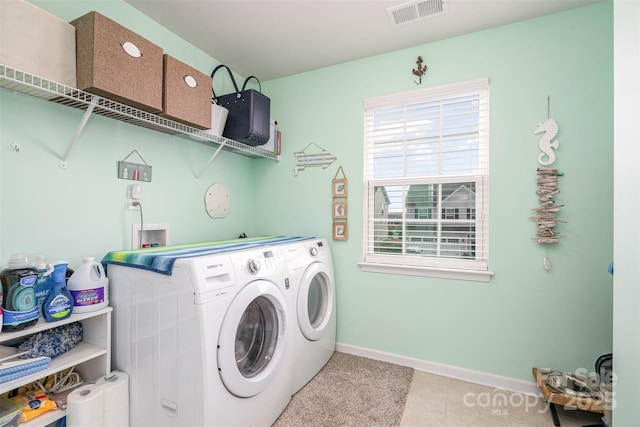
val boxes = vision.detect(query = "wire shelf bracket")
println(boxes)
[194,139,228,182]
[59,95,98,169]
[0,64,279,170]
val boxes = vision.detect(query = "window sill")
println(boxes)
[358,261,494,282]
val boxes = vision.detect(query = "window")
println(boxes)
[360,78,491,281]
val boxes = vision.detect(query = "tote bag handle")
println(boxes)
[211,64,241,101]
[242,76,262,92]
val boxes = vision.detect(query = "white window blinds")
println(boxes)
[363,78,489,273]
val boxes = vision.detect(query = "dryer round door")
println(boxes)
[297,261,334,341]
[218,279,288,398]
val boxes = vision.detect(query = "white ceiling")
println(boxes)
[125,0,602,81]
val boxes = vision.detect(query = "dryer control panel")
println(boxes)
[311,240,328,257]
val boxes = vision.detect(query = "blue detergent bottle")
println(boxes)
[42,261,74,322]
[34,255,54,307]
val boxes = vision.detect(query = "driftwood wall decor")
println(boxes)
[531,167,565,245]
[531,99,565,270]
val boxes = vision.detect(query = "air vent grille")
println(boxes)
[387,0,447,26]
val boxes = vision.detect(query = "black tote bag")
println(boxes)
[211,64,270,146]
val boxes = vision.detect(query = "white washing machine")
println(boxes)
[106,245,292,426]
[280,238,336,395]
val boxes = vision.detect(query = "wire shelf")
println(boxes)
[0,64,278,160]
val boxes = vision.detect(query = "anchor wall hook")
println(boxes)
[412,56,428,84]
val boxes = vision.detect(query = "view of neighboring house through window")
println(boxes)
[362,78,490,277]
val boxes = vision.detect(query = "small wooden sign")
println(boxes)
[117,150,152,182]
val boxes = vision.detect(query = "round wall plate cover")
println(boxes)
[205,183,230,218]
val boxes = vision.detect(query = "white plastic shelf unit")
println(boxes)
[0,307,112,427]
[0,64,278,162]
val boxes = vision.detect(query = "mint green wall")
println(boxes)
[257,1,613,381]
[1,0,613,387]
[0,0,261,268]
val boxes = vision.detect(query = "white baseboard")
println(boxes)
[335,342,542,397]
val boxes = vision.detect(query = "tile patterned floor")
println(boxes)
[400,371,605,427]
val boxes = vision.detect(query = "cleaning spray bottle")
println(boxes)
[41,261,73,322]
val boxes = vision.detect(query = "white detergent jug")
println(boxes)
[67,257,109,313]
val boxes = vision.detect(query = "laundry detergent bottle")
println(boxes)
[67,257,109,313]
[0,254,39,331]
[42,261,73,322]
[34,255,54,308]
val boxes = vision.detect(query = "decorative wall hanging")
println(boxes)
[332,222,348,241]
[332,177,347,197]
[332,166,348,241]
[530,97,565,270]
[294,142,336,176]
[412,56,428,85]
[205,183,230,218]
[332,201,347,219]
[535,117,560,165]
[531,167,565,245]
[117,149,152,182]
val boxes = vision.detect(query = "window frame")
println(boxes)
[359,78,493,282]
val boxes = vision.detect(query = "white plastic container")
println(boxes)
[67,257,109,313]
[207,103,229,137]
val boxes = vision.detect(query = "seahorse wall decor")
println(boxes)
[534,118,560,165]
[531,110,565,270]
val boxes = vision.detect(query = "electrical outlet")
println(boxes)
[128,184,141,210]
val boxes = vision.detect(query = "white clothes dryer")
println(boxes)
[281,238,336,395]
[106,245,292,426]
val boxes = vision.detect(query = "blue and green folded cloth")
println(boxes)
[102,235,311,275]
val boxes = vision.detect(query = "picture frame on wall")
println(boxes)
[332,179,347,197]
[333,222,348,240]
[333,201,347,219]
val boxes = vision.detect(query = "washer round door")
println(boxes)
[297,262,334,341]
[218,279,288,398]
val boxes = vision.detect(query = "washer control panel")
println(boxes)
[235,248,284,276]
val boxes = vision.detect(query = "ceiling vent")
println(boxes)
[387,0,447,27]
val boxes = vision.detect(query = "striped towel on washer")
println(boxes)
[101,235,312,275]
